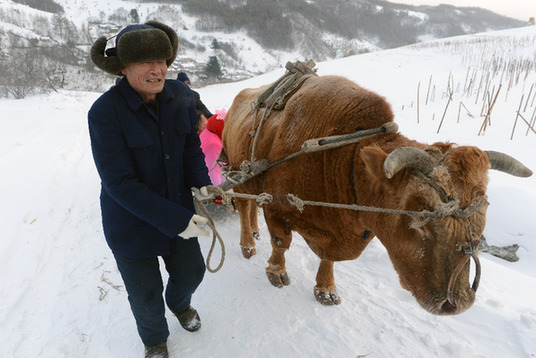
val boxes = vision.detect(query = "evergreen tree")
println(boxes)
[130,9,140,23]
[205,56,222,80]
[210,39,220,49]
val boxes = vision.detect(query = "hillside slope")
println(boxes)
[0,0,527,96]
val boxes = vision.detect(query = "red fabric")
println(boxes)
[201,108,226,185]
[206,114,224,140]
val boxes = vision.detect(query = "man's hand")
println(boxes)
[179,214,210,238]
[192,186,213,201]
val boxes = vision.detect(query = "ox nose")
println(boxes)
[441,299,459,315]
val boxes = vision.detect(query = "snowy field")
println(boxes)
[1,26,535,357]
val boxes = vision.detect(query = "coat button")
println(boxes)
[165,154,170,159]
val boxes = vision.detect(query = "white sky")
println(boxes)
[389,0,535,21]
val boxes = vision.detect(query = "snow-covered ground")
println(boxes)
[1,26,535,357]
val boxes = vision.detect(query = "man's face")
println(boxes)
[122,60,168,102]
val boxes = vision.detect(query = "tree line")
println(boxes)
[0,0,524,98]
[12,0,64,14]
[157,0,523,50]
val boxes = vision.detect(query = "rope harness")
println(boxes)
[249,60,317,162]
[200,129,486,285]
[199,61,484,296]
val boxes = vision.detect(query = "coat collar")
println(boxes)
[117,77,176,111]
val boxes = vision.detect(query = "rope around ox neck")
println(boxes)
[197,187,486,274]
[206,185,487,221]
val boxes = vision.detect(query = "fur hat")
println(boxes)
[91,21,178,76]
[177,72,190,84]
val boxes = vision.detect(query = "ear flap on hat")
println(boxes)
[145,20,179,67]
[90,36,124,76]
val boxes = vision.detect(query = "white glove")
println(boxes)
[192,186,213,201]
[178,214,210,238]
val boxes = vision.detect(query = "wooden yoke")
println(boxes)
[251,59,317,111]
[218,60,318,193]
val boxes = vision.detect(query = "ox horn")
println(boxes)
[383,147,435,179]
[485,151,533,177]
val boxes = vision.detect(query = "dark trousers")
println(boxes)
[114,238,206,347]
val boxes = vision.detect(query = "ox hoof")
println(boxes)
[266,271,291,288]
[241,247,256,259]
[314,287,341,306]
[253,231,260,241]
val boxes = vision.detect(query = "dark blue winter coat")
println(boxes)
[88,78,211,259]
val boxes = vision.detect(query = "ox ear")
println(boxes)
[360,146,388,180]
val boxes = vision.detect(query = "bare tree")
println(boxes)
[0,34,53,98]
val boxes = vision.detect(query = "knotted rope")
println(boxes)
[204,186,487,222]
[197,185,485,275]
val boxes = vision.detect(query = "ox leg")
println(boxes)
[314,259,341,305]
[249,203,260,241]
[234,198,257,259]
[264,214,292,288]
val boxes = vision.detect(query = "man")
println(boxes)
[88,21,212,358]
[176,72,213,119]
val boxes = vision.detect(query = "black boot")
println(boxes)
[145,341,168,358]
[174,305,201,332]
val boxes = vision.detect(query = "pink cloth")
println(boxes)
[200,129,224,185]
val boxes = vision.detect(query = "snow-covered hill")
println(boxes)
[0,25,535,357]
[0,0,527,94]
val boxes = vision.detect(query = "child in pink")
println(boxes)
[200,109,226,185]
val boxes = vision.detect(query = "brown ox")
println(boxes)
[221,75,532,315]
